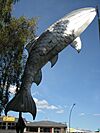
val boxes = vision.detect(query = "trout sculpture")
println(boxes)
[5,7,97,120]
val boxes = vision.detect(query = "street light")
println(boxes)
[68,103,76,133]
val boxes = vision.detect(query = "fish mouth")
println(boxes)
[66,7,96,36]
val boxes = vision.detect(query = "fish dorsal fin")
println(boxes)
[71,37,82,53]
[34,70,42,86]
[26,37,39,53]
[50,54,58,68]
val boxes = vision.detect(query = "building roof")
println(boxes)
[26,120,67,128]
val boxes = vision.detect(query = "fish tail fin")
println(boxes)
[5,90,36,120]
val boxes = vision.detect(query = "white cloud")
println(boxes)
[79,113,100,117]
[33,97,64,114]
[37,108,45,113]
[56,109,64,114]
[93,113,100,116]
[32,91,40,96]
[34,98,58,110]
[79,113,85,116]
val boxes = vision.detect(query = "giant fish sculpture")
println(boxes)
[5,7,97,120]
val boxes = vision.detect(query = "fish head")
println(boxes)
[63,7,97,53]
[66,7,96,37]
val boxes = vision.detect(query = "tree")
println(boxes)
[0,0,37,115]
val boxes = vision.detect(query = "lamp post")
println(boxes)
[68,103,76,133]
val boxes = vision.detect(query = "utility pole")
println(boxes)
[68,103,76,133]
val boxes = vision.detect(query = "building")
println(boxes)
[0,115,18,133]
[26,120,67,133]
[67,128,94,133]
[0,116,67,133]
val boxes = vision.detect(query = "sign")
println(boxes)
[3,116,15,122]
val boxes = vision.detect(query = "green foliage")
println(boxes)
[0,16,36,54]
[0,0,37,114]
[0,0,20,23]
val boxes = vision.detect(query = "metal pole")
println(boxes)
[69,103,76,133]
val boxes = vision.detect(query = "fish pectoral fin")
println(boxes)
[34,70,42,86]
[50,54,58,68]
[70,37,82,53]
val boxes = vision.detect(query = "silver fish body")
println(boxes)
[5,7,96,119]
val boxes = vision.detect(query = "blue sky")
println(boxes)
[8,0,100,131]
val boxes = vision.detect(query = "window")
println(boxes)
[27,126,38,132]
[8,122,16,130]
[54,128,61,133]
[0,122,2,129]
[2,122,6,129]
[40,127,51,132]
